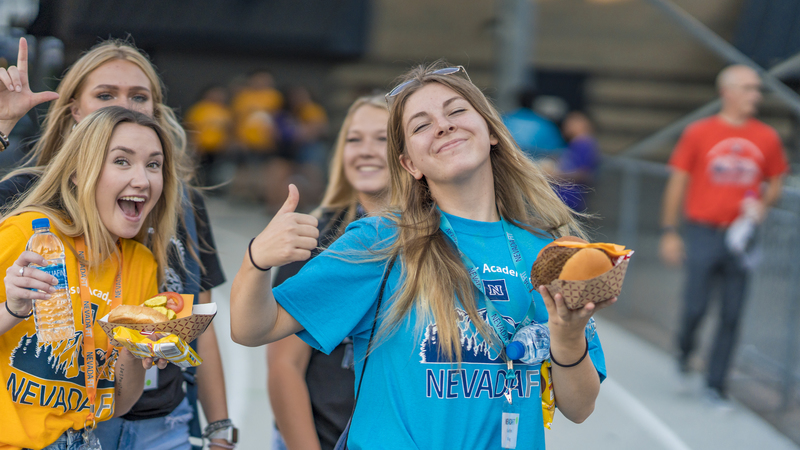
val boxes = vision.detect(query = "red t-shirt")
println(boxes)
[669,116,788,227]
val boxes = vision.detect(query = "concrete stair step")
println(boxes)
[587,77,717,109]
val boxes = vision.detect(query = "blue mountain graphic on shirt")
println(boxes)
[420,308,517,364]
[9,303,114,387]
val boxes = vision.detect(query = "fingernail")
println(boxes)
[15,86,21,92]
[51,277,58,285]
[49,286,55,293]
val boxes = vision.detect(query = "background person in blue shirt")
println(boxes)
[503,88,566,160]
[231,62,612,449]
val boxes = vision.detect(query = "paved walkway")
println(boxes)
[202,197,799,450]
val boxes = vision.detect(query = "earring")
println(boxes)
[71,123,77,131]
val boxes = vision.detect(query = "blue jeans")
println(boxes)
[272,426,289,450]
[95,397,193,450]
[34,429,85,450]
[677,222,749,391]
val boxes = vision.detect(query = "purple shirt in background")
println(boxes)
[557,135,600,211]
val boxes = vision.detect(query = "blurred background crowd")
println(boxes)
[3,0,800,448]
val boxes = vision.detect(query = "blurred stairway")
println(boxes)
[587,72,796,160]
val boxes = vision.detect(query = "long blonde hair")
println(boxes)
[316,95,388,236]
[3,107,179,286]
[382,62,584,362]
[18,38,192,183]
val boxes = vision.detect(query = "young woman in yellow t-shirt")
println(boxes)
[0,106,179,450]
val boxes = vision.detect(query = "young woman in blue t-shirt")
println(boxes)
[232,63,614,449]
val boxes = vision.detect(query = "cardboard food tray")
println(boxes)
[545,256,631,310]
[99,302,217,347]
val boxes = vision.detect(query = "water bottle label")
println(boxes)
[37,264,68,291]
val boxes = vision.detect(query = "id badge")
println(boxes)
[143,366,159,391]
[501,399,520,449]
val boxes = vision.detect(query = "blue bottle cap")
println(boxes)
[505,341,525,361]
[31,218,50,230]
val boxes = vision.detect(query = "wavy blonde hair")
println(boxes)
[18,38,192,183]
[3,107,179,286]
[4,38,205,273]
[381,61,585,362]
[316,95,388,234]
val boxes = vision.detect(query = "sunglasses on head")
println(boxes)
[385,66,471,106]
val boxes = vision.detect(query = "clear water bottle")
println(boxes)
[505,323,550,364]
[26,218,75,342]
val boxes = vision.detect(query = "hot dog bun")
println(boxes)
[109,305,169,324]
[531,237,614,286]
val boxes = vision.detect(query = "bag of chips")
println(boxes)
[113,326,202,368]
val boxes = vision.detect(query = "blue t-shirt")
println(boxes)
[274,213,607,450]
[503,108,566,159]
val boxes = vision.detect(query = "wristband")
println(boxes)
[550,337,588,368]
[203,419,238,444]
[5,301,33,319]
[248,238,271,272]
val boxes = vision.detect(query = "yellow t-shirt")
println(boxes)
[296,102,327,125]
[0,212,158,450]
[232,88,284,151]
[185,101,233,154]
[232,88,283,118]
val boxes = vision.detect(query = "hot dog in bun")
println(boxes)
[108,305,169,324]
[108,292,185,324]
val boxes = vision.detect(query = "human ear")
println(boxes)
[399,154,424,180]
[490,134,499,147]
[69,100,82,123]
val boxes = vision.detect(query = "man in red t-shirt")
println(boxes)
[659,65,788,404]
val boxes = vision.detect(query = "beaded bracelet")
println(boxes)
[248,238,271,272]
[5,301,33,319]
[203,418,232,438]
[550,337,589,368]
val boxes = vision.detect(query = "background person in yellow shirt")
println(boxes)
[184,85,234,187]
[0,107,179,450]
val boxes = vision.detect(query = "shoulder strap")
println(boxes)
[342,255,397,445]
[354,255,396,403]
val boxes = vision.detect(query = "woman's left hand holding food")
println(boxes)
[539,285,615,344]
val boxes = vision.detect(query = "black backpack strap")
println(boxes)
[335,255,397,449]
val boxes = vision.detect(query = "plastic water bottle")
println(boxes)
[585,317,597,343]
[726,190,759,256]
[505,323,550,364]
[26,218,75,342]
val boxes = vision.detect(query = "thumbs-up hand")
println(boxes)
[249,184,319,269]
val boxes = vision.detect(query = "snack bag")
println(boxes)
[113,326,203,368]
[541,360,555,429]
